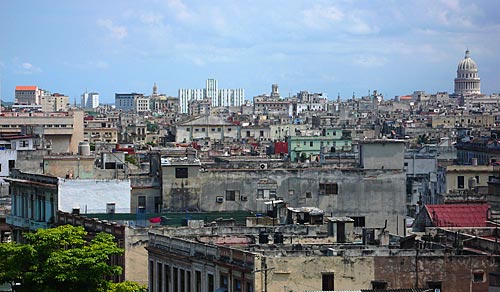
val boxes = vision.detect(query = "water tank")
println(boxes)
[78,141,91,156]
[468,177,477,189]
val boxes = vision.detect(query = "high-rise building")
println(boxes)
[15,86,43,105]
[178,79,245,114]
[454,50,481,96]
[81,92,99,109]
[115,93,145,112]
[205,79,218,104]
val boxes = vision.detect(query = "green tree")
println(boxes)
[0,225,123,292]
[109,281,147,292]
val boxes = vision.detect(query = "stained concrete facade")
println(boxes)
[161,164,407,235]
[147,230,500,292]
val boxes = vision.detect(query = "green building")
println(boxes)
[287,129,352,162]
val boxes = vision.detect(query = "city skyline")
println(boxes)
[1,0,500,104]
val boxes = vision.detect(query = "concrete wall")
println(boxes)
[266,255,374,291]
[44,157,96,179]
[446,165,494,192]
[124,227,149,285]
[360,141,405,170]
[374,255,497,292]
[0,149,17,177]
[162,167,407,235]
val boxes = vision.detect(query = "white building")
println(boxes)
[115,93,145,112]
[178,79,245,114]
[135,95,150,113]
[179,89,204,114]
[454,50,481,96]
[81,92,99,109]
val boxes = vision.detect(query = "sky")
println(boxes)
[1,0,500,104]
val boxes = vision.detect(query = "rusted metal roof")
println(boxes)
[426,204,489,227]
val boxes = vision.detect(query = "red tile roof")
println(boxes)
[426,204,489,227]
[15,85,37,91]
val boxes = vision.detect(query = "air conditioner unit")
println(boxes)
[259,163,268,170]
[216,196,224,203]
[240,195,248,201]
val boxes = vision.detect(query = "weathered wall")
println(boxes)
[265,255,374,291]
[124,227,149,285]
[360,141,405,170]
[374,255,498,292]
[161,167,407,235]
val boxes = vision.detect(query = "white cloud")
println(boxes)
[166,0,191,21]
[97,19,128,40]
[302,4,344,29]
[14,62,42,74]
[354,55,387,67]
[346,16,379,35]
[139,12,164,25]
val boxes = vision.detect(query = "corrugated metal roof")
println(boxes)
[426,204,489,227]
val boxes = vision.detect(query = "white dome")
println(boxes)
[457,50,478,71]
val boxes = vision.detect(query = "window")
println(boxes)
[352,216,366,227]
[149,261,154,291]
[257,189,264,199]
[372,281,387,289]
[186,128,190,131]
[306,192,312,198]
[319,183,338,195]
[157,262,163,292]
[475,175,480,184]
[458,175,465,189]
[217,128,221,132]
[195,271,201,292]
[211,128,216,132]
[220,274,228,288]
[310,141,313,147]
[208,274,214,292]
[322,273,334,291]
[288,190,294,196]
[427,281,442,290]
[8,160,15,169]
[175,167,188,178]
[154,196,162,213]
[260,131,264,137]
[201,128,205,132]
[228,128,232,132]
[138,196,146,209]
[473,271,485,283]
[226,190,239,201]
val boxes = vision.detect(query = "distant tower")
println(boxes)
[454,49,481,96]
[271,84,280,98]
[153,82,158,96]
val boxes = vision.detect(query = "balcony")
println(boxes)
[6,215,30,228]
[29,220,49,230]
[6,215,49,230]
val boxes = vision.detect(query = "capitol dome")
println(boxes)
[454,50,480,96]
[457,50,478,71]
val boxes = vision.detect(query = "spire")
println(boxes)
[465,49,470,59]
[153,82,158,95]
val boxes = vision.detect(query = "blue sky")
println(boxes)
[1,0,500,104]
